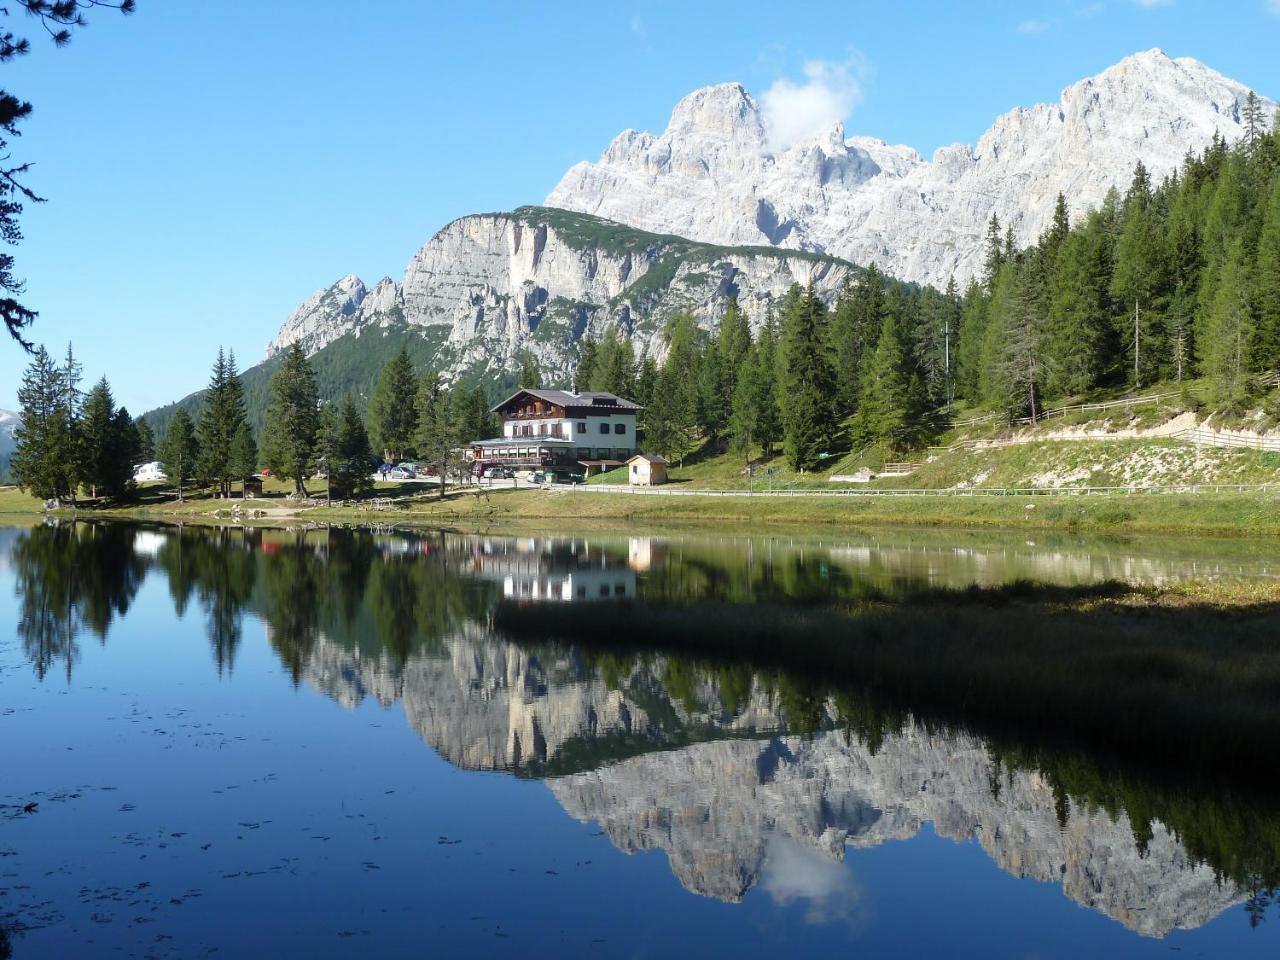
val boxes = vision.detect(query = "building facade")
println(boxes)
[468,389,641,473]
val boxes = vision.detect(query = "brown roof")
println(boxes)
[491,388,642,413]
[627,453,668,465]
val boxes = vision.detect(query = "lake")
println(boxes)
[1,521,1278,958]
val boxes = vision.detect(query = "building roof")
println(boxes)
[491,388,643,414]
[469,438,572,448]
[627,453,668,465]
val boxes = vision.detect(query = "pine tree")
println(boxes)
[412,372,458,499]
[10,345,77,502]
[261,344,320,497]
[1167,284,1194,383]
[1196,154,1250,362]
[780,285,836,470]
[196,348,250,497]
[467,384,496,441]
[322,395,372,500]
[982,214,1004,292]
[109,405,138,497]
[1244,91,1265,153]
[1042,193,1070,270]
[728,345,765,461]
[942,277,961,407]
[575,336,598,393]
[852,311,914,448]
[645,314,701,464]
[1045,215,1111,397]
[227,423,258,493]
[59,343,82,503]
[1252,176,1280,373]
[133,416,155,464]
[633,355,658,430]
[754,311,783,458]
[78,377,129,500]
[1110,167,1167,387]
[830,265,887,412]
[518,350,541,389]
[695,340,727,445]
[158,408,198,502]
[366,345,418,462]
[981,266,1045,420]
[1204,238,1254,411]
[912,287,949,407]
[954,281,988,401]
[590,326,636,397]
[717,298,752,414]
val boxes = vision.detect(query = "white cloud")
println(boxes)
[759,837,868,926]
[1017,18,1050,32]
[1267,0,1280,14]
[1132,0,1173,7]
[760,58,863,151]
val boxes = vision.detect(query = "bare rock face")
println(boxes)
[296,627,1243,938]
[266,209,851,385]
[262,51,1270,383]
[264,274,404,359]
[547,49,1272,288]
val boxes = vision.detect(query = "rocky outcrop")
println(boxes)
[266,209,851,384]
[547,49,1272,288]
[260,51,1270,384]
[265,274,404,359]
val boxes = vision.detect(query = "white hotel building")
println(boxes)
[466,389,641,475]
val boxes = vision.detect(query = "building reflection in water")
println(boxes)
[468,536,640,603]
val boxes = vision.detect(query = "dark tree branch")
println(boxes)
[0,0,134,349]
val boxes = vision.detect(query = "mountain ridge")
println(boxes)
[144,50,1272,424]
[547,48,1272,288]
[145,208,856,434]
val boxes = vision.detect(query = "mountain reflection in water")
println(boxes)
[2,521,1278,956]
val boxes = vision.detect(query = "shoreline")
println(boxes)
[5,483,1280,536]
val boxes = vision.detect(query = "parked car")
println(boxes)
[387,467,414,480]
[482,466,512,479]
[414,464,436,478]
[530,470,547,485]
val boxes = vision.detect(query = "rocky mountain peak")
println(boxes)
[667,81,764,140]
[546,51,1272,287]
[255,50,1272,396]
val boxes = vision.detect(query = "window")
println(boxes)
[614,423,625,435]
[576,422,586,434]
[598,422,609,434]
[538,423,547,436]
[631,464,638,475]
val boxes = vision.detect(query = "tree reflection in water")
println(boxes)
[7,521,1280,937]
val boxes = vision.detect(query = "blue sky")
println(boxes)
[1,0,1277,412]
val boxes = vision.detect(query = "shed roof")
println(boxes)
[626,453,668,465]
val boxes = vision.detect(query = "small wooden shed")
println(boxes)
[242,476,264,499]
[626,453,668,486]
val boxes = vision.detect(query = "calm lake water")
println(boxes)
[1,521,1278,958]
